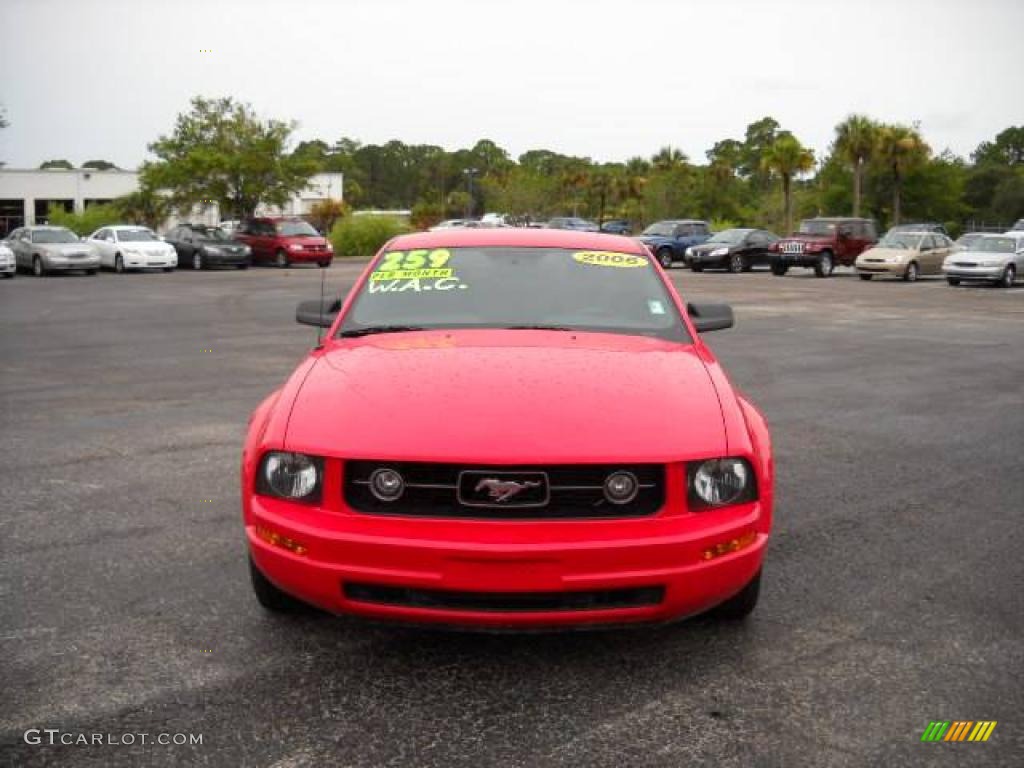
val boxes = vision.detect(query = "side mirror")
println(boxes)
[687,302,734,333]
[296,298,341,328]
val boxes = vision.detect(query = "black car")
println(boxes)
[599,219,632,235]
[686,228,780,273]
[165,224,252,270]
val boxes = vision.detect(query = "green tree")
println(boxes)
[972,126,1024,166]
[761,133,815,235]
[877,124,930,225]
[114,185,170,230]
[40,159,74,170]
[82,160,118,171]
[833,115,879,217]
[651,146,688,172]
[142,96,318,219]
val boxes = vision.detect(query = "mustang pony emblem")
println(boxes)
[474,478,541,502]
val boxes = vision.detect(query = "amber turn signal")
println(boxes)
[701,531,757,561]
[255,525,308,556]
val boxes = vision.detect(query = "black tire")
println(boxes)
[85,269,97,276]
[727,252,744,274]
[1,272,14,279]
[711,569,761,620]
[275,249,290,268]
[657,248,673,269]
[236,263,249,270]
[318,261,330,269]
[946,277,960,286]
[115,254,125,274]
[858,273,873,281]
[814,251,833,278]
[999,265,1015,288]
[163,267,173,273]
[32,256,46,277]
[690,263,704,273]
[903,261,919,282]
[771,262,788,277]
[192,252,204,270]
[250,556,305,613]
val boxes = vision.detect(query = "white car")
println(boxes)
[942,232,1024,288]
[0,241,15,278]
[428,219,480,231]
[87,225,178,273]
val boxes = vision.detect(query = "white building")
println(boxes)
[0,168,343,235]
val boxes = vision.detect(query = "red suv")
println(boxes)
[235,217,333,268]
[770,217,877,277]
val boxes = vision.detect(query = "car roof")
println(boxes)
[387,227,648,254]
[107,224,153,230]
[807,217,873,222]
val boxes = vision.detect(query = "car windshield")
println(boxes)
[877,234,920,250]
[797,220,837,236]
[32,228,79,244]
[956,234,982,246]
[642,222,677,237]
[193,226,229,240]
[974,237,1015,254]
[275,220,318,237]
[338,247,689,342]
[117,229,158,242]
[707,229,748,244]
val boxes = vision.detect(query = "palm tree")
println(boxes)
[878,124,930,225]
[834,115,879,217]
[761,134,815,235]
[651,146,688,173]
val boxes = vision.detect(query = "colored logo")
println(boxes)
[921,721,997,742]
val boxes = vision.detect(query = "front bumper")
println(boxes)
[204,250,250,266]
[773,252,824,267]
[46,257,100,271]
[688,252,729,267]
[943,266,1002,281]
[0,261,14,274]
[123,253,177,269]
[856,261,905,275]
[246,496,768,628]
[286,249,333,264]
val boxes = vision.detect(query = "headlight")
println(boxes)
[289,243,304,251]
[685,247,693,257]
[242,245,252,255]
[687,458,757,510]
[710,247,729,257]
[325,243,333,252]
[257,452,323,502]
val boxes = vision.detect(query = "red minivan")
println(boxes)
[235,217,334,268]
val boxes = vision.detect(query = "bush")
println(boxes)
[46,203,123,236]
[329,215,411,257]
[411,201,444,231]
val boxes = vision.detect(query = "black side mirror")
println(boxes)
[296,298,341,328]
[687,302,734,333]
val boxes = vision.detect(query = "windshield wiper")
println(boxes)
[339,325,427,338]
[501,325,575,331]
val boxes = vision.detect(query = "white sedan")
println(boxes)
[86,226,178,273]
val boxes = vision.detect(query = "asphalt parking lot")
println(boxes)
[2,262,1023,767]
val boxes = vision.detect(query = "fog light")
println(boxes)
[701,531,757,561]
[369,467,405,501]
[604,471,639,505]
[255,525,308,556]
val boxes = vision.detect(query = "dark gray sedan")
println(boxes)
[6,226,100,276]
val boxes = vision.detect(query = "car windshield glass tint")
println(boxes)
[33,229,79,244]
[708,230,747,244]
[976,238,1014,253]
[642,222,676,237]
[193,227,228,240]
[339,247,689,342]
[276,221,318,237]
[798,221,836,236]
[877,234,918,249]
[118,229,157,242]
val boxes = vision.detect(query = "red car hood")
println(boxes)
[283,330,726,464]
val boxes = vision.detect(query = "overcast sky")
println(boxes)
[1,0,1021,170]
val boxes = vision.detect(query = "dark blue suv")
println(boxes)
[639,220,712,268]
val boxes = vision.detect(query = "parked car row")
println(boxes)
[0,216,335,277]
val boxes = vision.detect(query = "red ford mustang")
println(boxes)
[242,228,773,628]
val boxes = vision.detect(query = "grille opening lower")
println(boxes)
[343,583,666,613]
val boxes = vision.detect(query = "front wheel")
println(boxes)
[1,272,13,279]
[115,254,125,274]
[192,252,204,270]
[690,264,704,273]
[727,253,744,274]
[236,262,249,270]
[163,267,174,273]
[657,249,673,269]
[771,262,788,276]
[33,257,46,277]
[814,252,833,278]
[999,265,1016,288]
[903,261,919,282]
[858,273,873,281]
[250,557,305,613]
[318,261,330,269]
[275,249,290,268]
[711,569,761,620]
[946,277,960,286]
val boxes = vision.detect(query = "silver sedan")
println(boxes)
[6,226,101,276]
